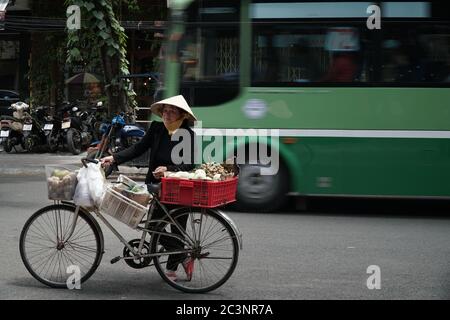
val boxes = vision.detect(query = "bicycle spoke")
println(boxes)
[20,205,101,287]
[153,209,239,293]
[192,213,199,243]
[33,218,57,244]
[65,242,98,264]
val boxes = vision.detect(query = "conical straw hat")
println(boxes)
[150,95,197,123]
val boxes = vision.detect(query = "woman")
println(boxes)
[101,95,197,282]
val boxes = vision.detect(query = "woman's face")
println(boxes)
[161,105,182,123]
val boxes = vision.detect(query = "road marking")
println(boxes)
[193,128,450,139]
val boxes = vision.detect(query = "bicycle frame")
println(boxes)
[60,196,202,264]
[93,124,112,159]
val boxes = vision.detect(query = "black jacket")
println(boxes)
[113,120,196,184]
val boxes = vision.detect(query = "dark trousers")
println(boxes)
[149,202,189,271]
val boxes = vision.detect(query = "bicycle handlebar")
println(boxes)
[81,158,99,167]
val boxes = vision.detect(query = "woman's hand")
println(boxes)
[153,166,167,179]
[100,155,114,167]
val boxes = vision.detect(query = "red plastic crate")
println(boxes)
[160,176,238,208]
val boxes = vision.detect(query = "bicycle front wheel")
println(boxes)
[19,204,103,288]
[152,207,240,293]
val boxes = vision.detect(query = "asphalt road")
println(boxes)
[1,173,449,300]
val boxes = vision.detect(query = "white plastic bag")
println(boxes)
[86,162,106,207]
[73,167,94,207]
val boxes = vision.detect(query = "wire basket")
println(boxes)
[99,175,150,229]
[45,165,79,201]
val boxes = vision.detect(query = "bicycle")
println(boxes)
[19,158,242,293]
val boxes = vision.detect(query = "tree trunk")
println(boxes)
[100,46,129,117]
[50,60,58,107]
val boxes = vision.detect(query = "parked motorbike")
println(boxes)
[87,112,146,176]
[62,103,86,155]
[0,117,15,152]
[21,106,49,152]
[75,101,105,142]
[0,102,29,153]
[31,106,57,152]
[44,110,63,153]
[46,102,95,154]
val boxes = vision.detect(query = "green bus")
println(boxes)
[156,0,450,211]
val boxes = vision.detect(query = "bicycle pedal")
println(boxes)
[110,256,121,264]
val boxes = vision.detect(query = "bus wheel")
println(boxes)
[235,163,288,212]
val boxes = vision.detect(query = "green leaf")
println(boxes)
[107,47,116,57]
[92,11,105,20]
[69,35,79,42]
[69,48,82,61]
[83,2,95,11]
[120,67,129,75]
[97,20,107,30]
[105,38,114,46]
[111,20,121,29]
[99,31,110,40]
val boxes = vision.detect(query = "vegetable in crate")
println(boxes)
[112,182,152,206]
[199,162,236,180]
[193,169,206,180]
[164,162,237,181]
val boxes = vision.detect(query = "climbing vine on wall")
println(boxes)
[66,0,137,115]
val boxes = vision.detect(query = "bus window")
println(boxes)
[251,24,373,85]
[179,1,240,107]
[382,24,450,84]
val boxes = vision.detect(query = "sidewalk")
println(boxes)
[0,151,147,180]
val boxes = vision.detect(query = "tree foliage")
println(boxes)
[28,1,67,107]
[66,0,137,115]
[27,0,167,115]
[28,34,66,107]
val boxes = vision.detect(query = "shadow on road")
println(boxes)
[8,274,225,299]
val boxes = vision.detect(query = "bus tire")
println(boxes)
[234,162,289,212]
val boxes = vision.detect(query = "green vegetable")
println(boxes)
[129,185,143,193]
[52,169,71,179]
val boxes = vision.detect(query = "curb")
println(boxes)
[0,166,147,181]
[0,168,46,176]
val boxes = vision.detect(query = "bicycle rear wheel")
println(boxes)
[151,207,239,293]
[19,204,103,288]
